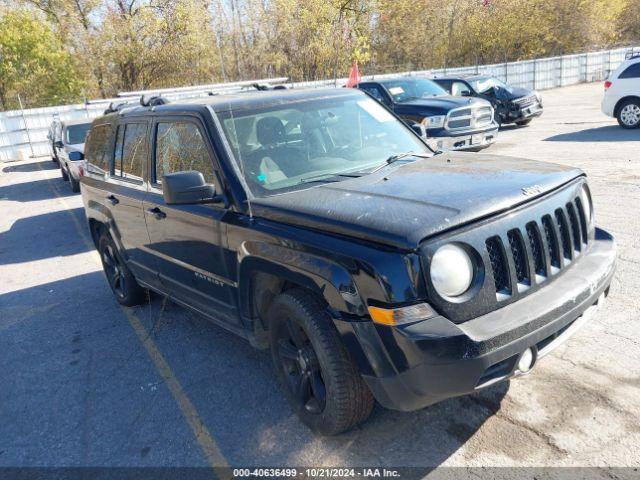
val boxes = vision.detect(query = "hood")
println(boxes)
[395,95,488,115]
[251,153,583,250]
[501,86,533,101]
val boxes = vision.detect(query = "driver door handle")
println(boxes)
[147,206,166,220]
[107,195,119,205]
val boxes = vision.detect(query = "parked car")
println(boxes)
[56,119,92,192]
[355,77,498,151]
[81,89,615,435]
[433,75,543,127]
[602,53,640,129]
[47,118,62,163]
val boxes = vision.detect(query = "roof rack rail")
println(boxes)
[249,83,289,91]
[140,95,170,107]
[104,101,134,115]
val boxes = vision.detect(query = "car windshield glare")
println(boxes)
[216,93,432,197]
[382,79,448,103]
[66,123,92,145]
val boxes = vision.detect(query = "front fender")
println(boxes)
[237,241,367,318]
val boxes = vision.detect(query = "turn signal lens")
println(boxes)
[368,303,437,326]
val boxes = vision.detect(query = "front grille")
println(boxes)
[485,196,589,302]
[514,95,536,107]
[445,105,494,131]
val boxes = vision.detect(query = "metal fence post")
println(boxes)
[532,58,537,90]
[17,94,35,158]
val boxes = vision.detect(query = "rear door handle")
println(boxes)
[147,207,166,220]
[107,195,119,205]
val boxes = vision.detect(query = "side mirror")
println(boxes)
[411,123,427,138]
[54,140,64,148]
[162,171,220,205]
[460,90,472,97]
[68,151,84,161]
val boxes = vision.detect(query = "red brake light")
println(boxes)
[604,80,612,90]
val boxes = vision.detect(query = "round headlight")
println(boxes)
[430,244,474,297]
[580,185,592,224]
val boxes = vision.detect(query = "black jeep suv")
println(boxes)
[433,75,543,126]
[81,88,615,435]
[355,77,498,151]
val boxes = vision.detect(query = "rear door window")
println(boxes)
[85,124,114,174]
[113,122,148,183]
[154,121,215,184]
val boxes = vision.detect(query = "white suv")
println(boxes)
[602,53,640,129]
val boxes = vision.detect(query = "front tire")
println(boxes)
[269,289,374,435]
[60,162,69,181]
[617,99,640,129]
[69,170,80,193]
[98,231,145,306]
[516,118,532,126]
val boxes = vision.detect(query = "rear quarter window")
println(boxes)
[85,124,114,174]
[619,62,640,79]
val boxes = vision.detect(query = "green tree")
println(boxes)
[0,9,84,109]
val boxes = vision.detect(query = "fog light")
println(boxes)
[518,348,534,373]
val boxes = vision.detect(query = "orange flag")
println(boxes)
[346,61,361,88]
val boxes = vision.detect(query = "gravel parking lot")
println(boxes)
[1,82,639,473]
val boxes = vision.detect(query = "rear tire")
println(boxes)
[60,163,69,181]
[98,231,145,306]
[616,99,640,129]
[269,289,374,435]
[69,170,80,193]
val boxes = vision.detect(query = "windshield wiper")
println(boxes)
[370,151,432,173]
[299,172,363,185]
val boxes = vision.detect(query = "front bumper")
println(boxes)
[426,126,498,151]
[507,102,543,122]
[341,228,616,412]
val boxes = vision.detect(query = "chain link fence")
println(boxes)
[0,46,636,163]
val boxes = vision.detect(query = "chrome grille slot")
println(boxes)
[449,108,471,118]
[526,222,546,279]
[507,229,530,287]
[575,197,589,244]
[486,236,510,296]
[541,215,561,270]
[555,208,572,260]
[566,203,582,252]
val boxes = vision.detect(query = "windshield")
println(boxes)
[217,93,432,197]
[381,79,448,103]
[469,77,514,94]
[65,123,92,145]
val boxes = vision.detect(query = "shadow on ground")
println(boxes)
[544,125,638,142]
[0,177,76,203]
[2,159,58,173]
[0,207,90,265]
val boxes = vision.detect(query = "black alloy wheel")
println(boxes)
[98,231,145,306]
[269,289,374,435]
[275,317,327,414]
